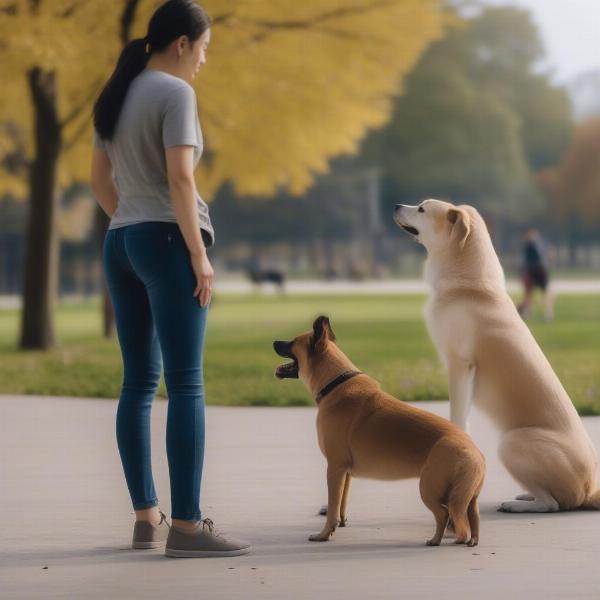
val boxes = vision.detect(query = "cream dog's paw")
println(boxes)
[499,500,539,512]
[498,501,518,512]
[309,531,332,542]
[515,493,535,501]
[499,498,559,513]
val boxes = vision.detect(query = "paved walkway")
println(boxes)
[1,395,599,599]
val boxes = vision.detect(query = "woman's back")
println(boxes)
[93,68,213,245]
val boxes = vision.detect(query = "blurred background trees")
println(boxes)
[0,0,122,348]
[209,5,586,267]
[1,0,599,352]
[0,0,448,348]
[538,117,600,259]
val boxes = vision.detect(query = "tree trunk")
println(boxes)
[19,67,61,350]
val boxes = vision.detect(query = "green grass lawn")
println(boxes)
[0,293,599,414]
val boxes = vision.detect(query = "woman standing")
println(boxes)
[90,0,250,558]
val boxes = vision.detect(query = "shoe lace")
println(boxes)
[200,517,223,538]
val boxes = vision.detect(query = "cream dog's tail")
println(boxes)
[582,489,600,510]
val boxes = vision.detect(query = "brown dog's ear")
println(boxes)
[447,207,471,249]
[310,316,336,354]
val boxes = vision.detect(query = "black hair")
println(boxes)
[93,0,211,141]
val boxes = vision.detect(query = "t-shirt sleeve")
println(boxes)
[93,128,107,151]
[162,85,201,149]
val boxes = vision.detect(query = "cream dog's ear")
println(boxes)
[447,207,471,249]
[310,316,336,354]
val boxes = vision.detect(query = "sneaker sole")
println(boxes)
[133,540,166,549]
[165,546,251,558]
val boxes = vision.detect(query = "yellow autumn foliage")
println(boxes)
[0,0,121,192]
[0,0,448,199]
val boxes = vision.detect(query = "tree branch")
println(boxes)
[63,109,95,152]
[121,0,140,44]
[59,77,104,129]
[215,0,402,32]
[214,0,404,43]
[61,0,138,131]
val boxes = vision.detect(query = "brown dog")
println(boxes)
[273,316,486,546]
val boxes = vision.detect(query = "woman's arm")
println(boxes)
[90,147,118,217]
[165,145,206,256]
[165,145,213,307]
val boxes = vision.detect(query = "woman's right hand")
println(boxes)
[190,250,214,307]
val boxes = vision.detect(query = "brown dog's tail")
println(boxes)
[447,452,486,544]
[582,489,600,510]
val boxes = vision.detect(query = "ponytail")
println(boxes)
[93,38,149,141]
[92,1,211,143]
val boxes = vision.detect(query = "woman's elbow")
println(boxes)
[168,172,196,193]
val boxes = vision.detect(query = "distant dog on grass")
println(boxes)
[274,316,486,547]
[247,269,285,293]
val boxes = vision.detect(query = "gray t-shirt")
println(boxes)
[93,68,214,247]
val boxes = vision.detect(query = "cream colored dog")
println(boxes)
[394,199,600,512]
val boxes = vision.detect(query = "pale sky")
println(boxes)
[483,0,600,82]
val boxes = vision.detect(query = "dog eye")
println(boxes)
[418,206,425,213]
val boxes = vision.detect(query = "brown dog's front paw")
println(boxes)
[309,532,331,542]
[466,537,478,547]
[426,538,441,546]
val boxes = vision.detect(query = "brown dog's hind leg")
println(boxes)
[339,473,351,527]
[420,473,450,546]
[309,466,347,542]
[448,486,476,544]
[466,496,480,547]
[450,516,470,544]
[425,504,450,546]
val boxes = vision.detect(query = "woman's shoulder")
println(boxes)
[131,70,197,121]
[140,69,196,97]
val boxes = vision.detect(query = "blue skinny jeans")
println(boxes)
[103,221,208,521]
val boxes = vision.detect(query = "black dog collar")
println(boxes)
[316,370,362,404]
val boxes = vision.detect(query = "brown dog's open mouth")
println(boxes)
[275,361,299,379]
[400,224,419,236]
[273,340,299,379]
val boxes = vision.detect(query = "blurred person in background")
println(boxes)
[91,0,250,558]
[517,228,554,322]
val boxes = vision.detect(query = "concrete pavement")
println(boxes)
[1,395,599,599]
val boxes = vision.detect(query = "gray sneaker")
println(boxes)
[165,518,252,558]
[132,510,170,549]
